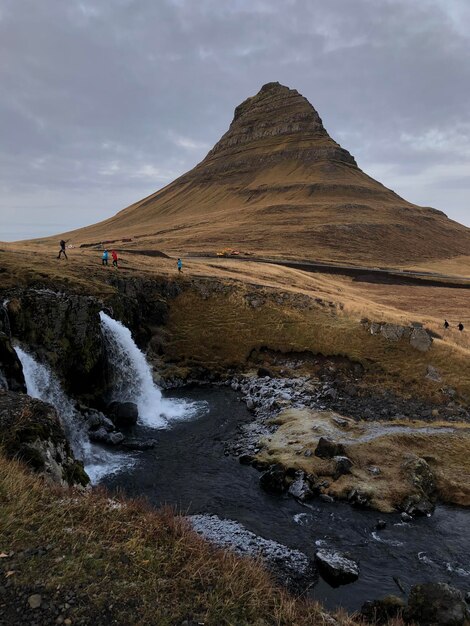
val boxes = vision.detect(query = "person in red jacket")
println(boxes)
[111,250,118,268]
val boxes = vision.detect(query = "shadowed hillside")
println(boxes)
[48,82,470,266]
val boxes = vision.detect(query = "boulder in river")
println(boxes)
[259,464,288,494]
[405,582,469,625]
[315,549,359,586]
[314,437,346,459]
[107,401,138,427]
[120,438,157,451]
[288,471,314,502]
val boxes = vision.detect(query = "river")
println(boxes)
[100,386,470,612]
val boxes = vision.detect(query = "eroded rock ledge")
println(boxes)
[0,390,89,487]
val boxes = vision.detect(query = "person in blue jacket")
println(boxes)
[177,258,182,273]
[102,249,109,266]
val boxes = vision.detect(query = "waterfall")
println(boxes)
[99,311,189,428]
[14,346,133,483]
[14,347,89,460]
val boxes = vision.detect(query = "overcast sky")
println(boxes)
[1,0,469,241]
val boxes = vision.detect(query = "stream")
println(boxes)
[100,386,470,612]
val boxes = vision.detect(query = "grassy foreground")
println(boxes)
[0,454,377,626]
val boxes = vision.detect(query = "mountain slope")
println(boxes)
[58,82,470,266]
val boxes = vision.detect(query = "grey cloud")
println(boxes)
[0,0,469,241]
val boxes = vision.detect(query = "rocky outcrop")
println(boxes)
[0,390,89,487]
[189,514,317,593]
[364,320,433,352]
[401,456,437,516]
[5,292,106,402]
[0,331,26,392]
[405,582,469,625]
[360,595,406,624]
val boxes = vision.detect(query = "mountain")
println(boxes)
[59,82,470,266]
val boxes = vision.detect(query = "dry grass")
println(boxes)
[0,454,370,626]
[256,409,470,512]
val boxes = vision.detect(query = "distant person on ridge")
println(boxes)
[57,239,68,260]
[111,250,118,268]
[444,319,450,330]
[177,258,182,273]
[458,322,464,332]
[102,249,109,266]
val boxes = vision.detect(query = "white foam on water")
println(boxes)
[99,311,204,428]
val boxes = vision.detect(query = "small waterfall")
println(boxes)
[99,311,189,428]
[14,347,89,460]
[14,346,132,483]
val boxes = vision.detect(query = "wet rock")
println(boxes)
[259,464,288,494]
[89,426,109,443]
[84,409,115,432]
[315,549,359,586]
[375,519,387,530]
[0,332,26,392]
[288,471,314,502]
[108,431,124,445]
[333,455,353,477]
[238,453,254,465]
[405,582,469,625]
[410,327,433,352]
[0,390,89,487]
[314,437,345,459]
[348,488,370,508]
[361,595,405,624]
[319,493,335,503]
[107,401,138,427]
[401,512,413,523]
[402,494,435,517]
[189,514,317,593]
[120,438,157,451]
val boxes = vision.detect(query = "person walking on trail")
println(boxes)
[177,258,182,273]
[102,249,109,266]
[111,250,118,268]
[444,319,450,330]
[458,322,464,332]
[57,239,68,260]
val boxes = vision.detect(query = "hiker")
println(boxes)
[111,250,118,268]
[458,322,464,332]
[177,258,182,273]
[102,249,109,266]
[444,319,450,329]
[57,239,68,260]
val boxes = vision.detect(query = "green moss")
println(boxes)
[63,461,90,487]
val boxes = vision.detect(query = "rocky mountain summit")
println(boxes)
[57,81,470,266]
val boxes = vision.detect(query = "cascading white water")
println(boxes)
[14,346,132,483]
[14,347,89,459]
[99,311,190,428]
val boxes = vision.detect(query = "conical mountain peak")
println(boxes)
[194,82,356,178]
[63,82,470,267]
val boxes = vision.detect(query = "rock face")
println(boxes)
[62,82,470,267]
[0,390,89,487]
[0,332,26,392]
[314,549,359,586]
[5,292,106,402]
[405,582,469,626]
[189,514,317,593]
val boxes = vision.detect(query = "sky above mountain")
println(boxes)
[1,0,469,240]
